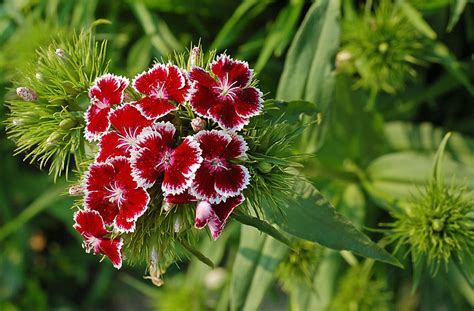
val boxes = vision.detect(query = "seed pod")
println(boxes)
[16,87,38,101]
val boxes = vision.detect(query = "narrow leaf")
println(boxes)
[179,239,215,269]
[432,132,452,182]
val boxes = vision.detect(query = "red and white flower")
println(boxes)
[165,192,244,240]
[195,195,244,240]
[73,210,123,269]
[188,54,263,131]
[132,63,189,119]
[85,74,129,141]
[190,130,250,203]
[130,122,202,194]
[96,104,154,162]
[84,157,150,233]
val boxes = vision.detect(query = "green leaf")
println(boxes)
[398,0,437,39]
[432,132,452,182]
[127,36,152,76]
[276,0,341,152]
[230,226,287,311]
[266,180,402,267]
[447,0,467,32]
[232,211,292,247]
[179,239,215,269]
[262,99,321,124]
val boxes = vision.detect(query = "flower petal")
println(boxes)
[214,164,250,198]
[165,64,188,103]
[135,96,177,119]
[222,132,248,159]
[98,238,123,269]
[191,166,222,203]
[89,74,129,107]
[234,87,263,118]
[211,54,252,87]
[209,194,244,240]
[73,209,108,238]
[133,64,168,95]
[84,104,111,141]
[162,137,202,195]
[188,68,219,117]
[166,191,197,204]
[208,102,249,131]
[96,132,126,162]
[110,104,154,136]
[194,201,216,229]
[194,130,231,159]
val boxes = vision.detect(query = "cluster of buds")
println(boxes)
[73,53,263,268]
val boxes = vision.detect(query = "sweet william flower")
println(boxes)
[132,63,189,119]
[130,122,202,194]
[84,156,150,233]
[188,54,263,131]
[85,74,129,141]
[73,209,123,269]
[96,104,154,162]
[190,130,250,204]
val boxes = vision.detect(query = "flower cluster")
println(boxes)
[73,53,263,268]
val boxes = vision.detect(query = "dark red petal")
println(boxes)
[194,130,231,159]
[114,214,136,233]
[96,132,127,162]
[208,102,248,131]
[234,87,262,118]
[111,157,139,189]
[85,190,118,225]
[153,122,176,145]
[189,67,216,88]
[98,238,123,269]
[136,96,177,119]
[162,137,202,195]
[133,64,168,95]
[165,65,188,103]
[84,104,111,141]
[73,209,108,238]
[114,187,149,233]
[130,128,167,188]
[110,104,153,135]
[211,54,252,87]
[194,201,216,229]
[166,191,197,204]
[89,74,129,106]
[222,132,248,159]
[191,166,222,203]
[209,194,244,240]
[214,164,250,197]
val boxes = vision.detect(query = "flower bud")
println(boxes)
[46,131,62,146]
[173,215,182,233]
[68,185,84,196]
[257,161,273,174]
[191,117,205,132]
[59,118,77,130]
[336,50,353,69]
[378,42,389,54]
[55,48,66,59]
[123,93,134,103]
[35,73,43,81]
[190,46,201,67]
[163,201,175,212]
[16,87,38,101]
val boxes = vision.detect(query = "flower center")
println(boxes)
[117,128,140,151]
[152,83,168,99]
[83,235,101,253]
[214,75,239,99]
[206,157,228,172]
[94,97,109,110]
[105,182,125,206]
[156,149,173,171]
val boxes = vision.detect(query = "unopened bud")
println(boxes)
[431,219,444,232]
[55,48,66,59]
[12,118,24,126]
[16,87,38,101]
[68,185,84,196]
[378,42,389,54]
[35,73,43,81]
[190,46,201,67]
[123,93,134,103]
[191,117,206,132]
[163,201,175,212]
[257,161,273,174]
[336,50,352,69]
[46,132,62,146]
[174,216,182,233]
[59,118,77,130]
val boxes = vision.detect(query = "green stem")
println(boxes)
[365,88,379,111]
[0,184,66,241]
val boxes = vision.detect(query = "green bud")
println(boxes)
[46,132,63,146]
[59,118,77,130]
[257,161,273,174]
[378,42,389,54]
[431,219,444,232]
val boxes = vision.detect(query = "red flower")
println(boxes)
[165,192,244,240]
[188,54,263,131]
[84,157,150,233]
[96,104,154,162]
[73,210,123,269]
[132,63,189,119]
[194,195,244,240]
[130,122,202,194]
[85,74,129,141]
[190,130,250,204]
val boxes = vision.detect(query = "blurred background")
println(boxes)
[1,0,473,310]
